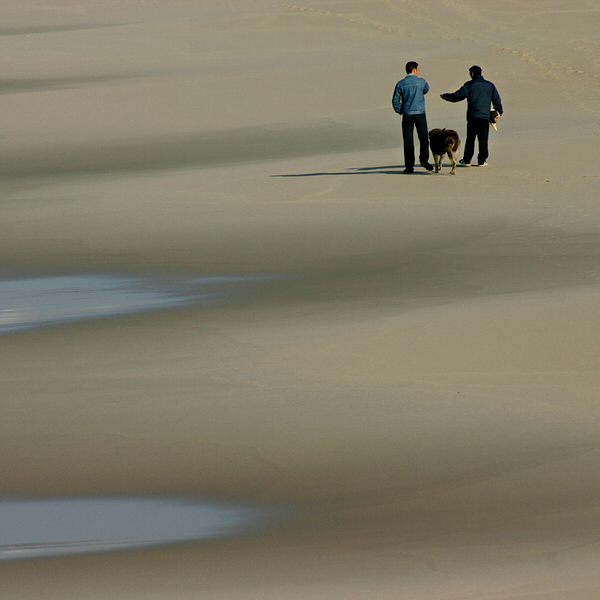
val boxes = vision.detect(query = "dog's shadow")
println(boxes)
[271,165,436,178]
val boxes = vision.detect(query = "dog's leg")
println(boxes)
[434,154,441,173]
[448,151,457,175]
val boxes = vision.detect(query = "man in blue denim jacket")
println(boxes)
[441,65,503,166]
[392,61,434,174]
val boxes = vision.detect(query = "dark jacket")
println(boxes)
[442,75,503,120]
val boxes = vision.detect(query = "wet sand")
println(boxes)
[1,1,600,598]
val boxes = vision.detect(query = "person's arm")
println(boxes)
[492,85,503,115]
[440,83,468,102]
[392,83,404,114]
[423,79,430,95]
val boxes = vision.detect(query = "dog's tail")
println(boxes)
[446,135,460,153]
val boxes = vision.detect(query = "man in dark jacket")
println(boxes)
[393,61,434,174]
[441,66,503,166]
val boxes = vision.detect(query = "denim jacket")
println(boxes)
[392,74,429,115]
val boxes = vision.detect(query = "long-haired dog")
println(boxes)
[429,128,461,175]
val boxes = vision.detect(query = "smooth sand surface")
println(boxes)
[1,1,600,598]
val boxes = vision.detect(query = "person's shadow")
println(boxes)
[271,165,433,177]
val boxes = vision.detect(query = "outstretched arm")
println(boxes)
[440,83,468,103]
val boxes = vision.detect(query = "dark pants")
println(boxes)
[402,113,429,170]
[463,117,490,165]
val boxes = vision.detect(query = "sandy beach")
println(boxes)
[1,1,600,598]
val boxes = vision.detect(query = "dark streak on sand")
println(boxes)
[0,74,146,95]
[0,121,396,180]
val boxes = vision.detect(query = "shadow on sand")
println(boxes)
[272,165,434,177]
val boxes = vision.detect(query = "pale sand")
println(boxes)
[1,0,600,598]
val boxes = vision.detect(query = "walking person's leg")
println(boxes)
[415,113,432,170]
[476,119,490,165]
[402,115,415,173]
[462,118,476,164]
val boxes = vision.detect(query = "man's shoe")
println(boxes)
[477,161,488,166]
[403,168,414,174]
[459,159,471,166]
[421,162,434,171]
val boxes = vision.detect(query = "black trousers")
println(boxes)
[402,113,430,170]
[463,117,490,165]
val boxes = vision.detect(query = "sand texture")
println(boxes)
[1,1,600,598]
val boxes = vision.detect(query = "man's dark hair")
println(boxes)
[405,61,419,74]
[469,65,482,76]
